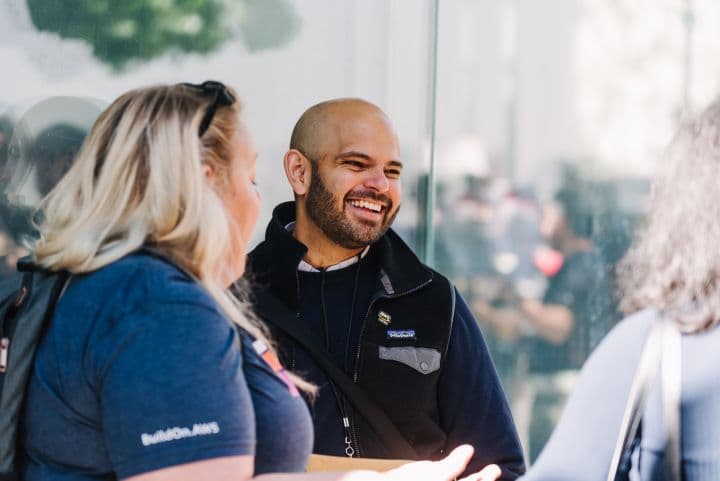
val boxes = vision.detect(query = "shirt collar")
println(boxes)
[285,221,371,272]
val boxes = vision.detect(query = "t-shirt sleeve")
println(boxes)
[91,300,256,479]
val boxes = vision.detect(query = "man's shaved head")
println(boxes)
[286,97,402,253]
[289,98,394,163]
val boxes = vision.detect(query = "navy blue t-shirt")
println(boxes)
[21,252,313,480]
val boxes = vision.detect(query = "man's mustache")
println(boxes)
[344,190,393,209]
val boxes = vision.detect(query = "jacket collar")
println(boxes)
[247,201,433,308]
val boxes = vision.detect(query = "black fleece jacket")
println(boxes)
[246,202,525,479]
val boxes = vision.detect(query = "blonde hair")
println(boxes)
[31,83,313,392]
[617,98,720,333]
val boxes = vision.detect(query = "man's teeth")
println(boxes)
[350,200,382,212]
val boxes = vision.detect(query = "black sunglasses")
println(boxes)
[182,80,236,137]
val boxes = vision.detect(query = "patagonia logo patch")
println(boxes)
[386,329,416,340]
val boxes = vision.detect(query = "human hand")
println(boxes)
[382,445,475,481]
[458,463,502,481]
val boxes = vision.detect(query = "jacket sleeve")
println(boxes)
[438,288,526,480]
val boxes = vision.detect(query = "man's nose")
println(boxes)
[363,166,390,193]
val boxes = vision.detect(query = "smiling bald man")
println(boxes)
[243,99,525,479]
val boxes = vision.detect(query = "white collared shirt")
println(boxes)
[285,222,370,272]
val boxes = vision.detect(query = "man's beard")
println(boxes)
[305,170,399,249]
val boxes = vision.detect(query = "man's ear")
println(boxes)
[284,149,312,196]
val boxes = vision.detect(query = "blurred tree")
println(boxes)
[236,0,300,52]
[26,0,301,70]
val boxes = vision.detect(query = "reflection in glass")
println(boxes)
[0,96,102,278]
[428,0,720,462]
[26,0,301,69]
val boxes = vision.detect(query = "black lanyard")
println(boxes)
[318,260,362,456]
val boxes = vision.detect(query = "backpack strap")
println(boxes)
[660,316,682,479]
[253,288,418,460]
[0,261,71,477]
[606,316,682,481]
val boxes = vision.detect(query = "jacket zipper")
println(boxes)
[343,416,356,457]
[0,337,9,373]
[294,267,360,457]
[348,278,432,456]
[294,264,432,457]
[349,412,361,456]
[352,279,432,382]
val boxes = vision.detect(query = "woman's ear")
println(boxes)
[202,163,214,179]
[203,163,222,191]
[283,149,312,196]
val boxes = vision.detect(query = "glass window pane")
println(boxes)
[0,0,436,274]
[431,0,720,462]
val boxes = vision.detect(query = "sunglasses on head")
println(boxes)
[181,80,236,137]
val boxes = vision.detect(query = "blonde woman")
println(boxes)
[21,82,500,481]
[519,99,720,480]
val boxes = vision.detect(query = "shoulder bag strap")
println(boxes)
[606,316,682,481]
[660,316,681,479]
[252,289,418,460]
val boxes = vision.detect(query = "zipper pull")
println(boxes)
[14,285,28,308]
[344,436,355,457]
[342,417,355,457]
[0,337,9,373]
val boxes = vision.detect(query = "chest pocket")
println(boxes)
[378,346,441,374]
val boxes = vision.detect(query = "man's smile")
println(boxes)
[346,199,385,224]
[348,198,384,213]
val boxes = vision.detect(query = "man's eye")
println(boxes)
[385,169,401,178]
[343,160,366,169]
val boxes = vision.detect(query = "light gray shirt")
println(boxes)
[521,309,720,481]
